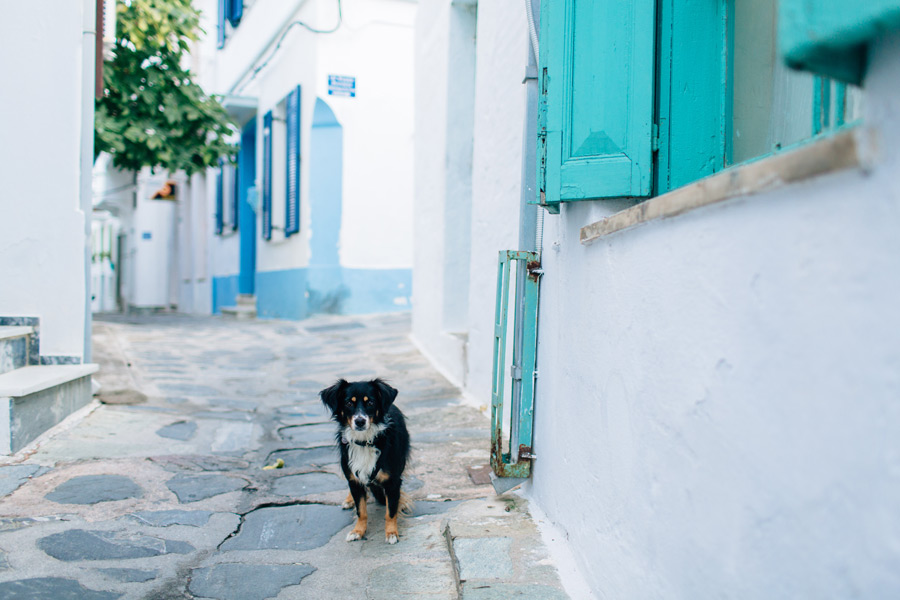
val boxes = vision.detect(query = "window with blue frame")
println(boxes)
[215,158,239,235]
[262,111,273,240]
[538,0,879,213]
[285,85,301,237]
[217,0,245,49]
[261,86,302,242]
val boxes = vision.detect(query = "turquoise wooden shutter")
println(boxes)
[285,86,301,237]
[780,0,900,85]
[538,0,656,211]
[262,111,273,241]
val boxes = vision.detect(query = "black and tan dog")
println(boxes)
[320,378,412,544]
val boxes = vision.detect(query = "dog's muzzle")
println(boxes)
[353,415,369,431]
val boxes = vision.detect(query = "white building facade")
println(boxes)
[1,0,97,362]
[93,0,416,321]
[414,1,900,597]
[0,0,100,453]
[194,0,417,319]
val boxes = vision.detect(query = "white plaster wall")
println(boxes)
[529,33,900,597]
[316,0,416,270]
[464,1,528,407]
[192,0,416,295]
[0,1,90,358]
[411,0,466,386]
[190,172,212,314]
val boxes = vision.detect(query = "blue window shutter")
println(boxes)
[231,158,240,231]
[262,111,273,241]
[217,0,226,49]
[228,0,243,27]
[780,1,900,85]
[284,85,301,237]
[215,163,224,235]
[538,0,656,210]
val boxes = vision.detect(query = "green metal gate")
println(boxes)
[491,250,541,479]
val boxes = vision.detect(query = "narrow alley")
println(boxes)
[0,313,569,599]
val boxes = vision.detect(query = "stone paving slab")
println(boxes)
[188,563,316,600]
[220,504,352,551]
[45,475,143,505]
[37,529,194,561]
[0,313,570,599]
[0,577,122,599]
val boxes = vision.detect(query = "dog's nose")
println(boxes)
[354,417,367,429]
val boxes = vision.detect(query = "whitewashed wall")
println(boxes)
[0,0,93,359]
[529,34,900,597]
[464,1,529,406]
[413,0,900,595]
[213,0,415,277]
[412,0,528,397]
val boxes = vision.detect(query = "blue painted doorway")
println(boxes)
[238,119,257,295]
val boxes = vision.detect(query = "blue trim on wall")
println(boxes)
[256,268,309,320]
[212,275,239,315]
[340,268,412,315]
[254,267,412,321]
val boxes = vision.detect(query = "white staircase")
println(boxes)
[0,323,98,454]
[221,294,257,320]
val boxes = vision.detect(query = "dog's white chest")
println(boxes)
[347,443,380,483]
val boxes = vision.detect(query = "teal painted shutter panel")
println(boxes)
[539,0,656,209]
[780,0,900,85]
[262,111,273,241]
[285,86,301,237]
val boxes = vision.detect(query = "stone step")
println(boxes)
[221,305,257,320]
[0,326,34,375]
[0,364,98,454]
[236,294,257,308]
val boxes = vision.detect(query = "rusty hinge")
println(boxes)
[518,445,537,461]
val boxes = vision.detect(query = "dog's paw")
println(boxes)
[386,533,399,545]
[346,530,364,542]
[341,499,355,510]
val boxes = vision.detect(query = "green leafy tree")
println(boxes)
[95,0,236,174]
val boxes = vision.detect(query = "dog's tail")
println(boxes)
[398,490,414,517]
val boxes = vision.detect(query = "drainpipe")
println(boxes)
[494,0,541,495]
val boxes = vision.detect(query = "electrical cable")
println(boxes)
[525,0,543,253]
[525,0,539,62]
[239,0,342,92]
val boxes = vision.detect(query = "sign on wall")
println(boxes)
[328,75,356,98]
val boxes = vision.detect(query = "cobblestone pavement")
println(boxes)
[0,312,569,599]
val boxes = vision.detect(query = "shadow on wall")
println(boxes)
[307,285,349,314]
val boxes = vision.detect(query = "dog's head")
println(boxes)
[319,378,398,433]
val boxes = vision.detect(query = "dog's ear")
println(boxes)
[371,378,398,413]
[320,379,348,415]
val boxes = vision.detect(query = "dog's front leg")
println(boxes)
[346,480,368,541]
[383,479,401,544]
